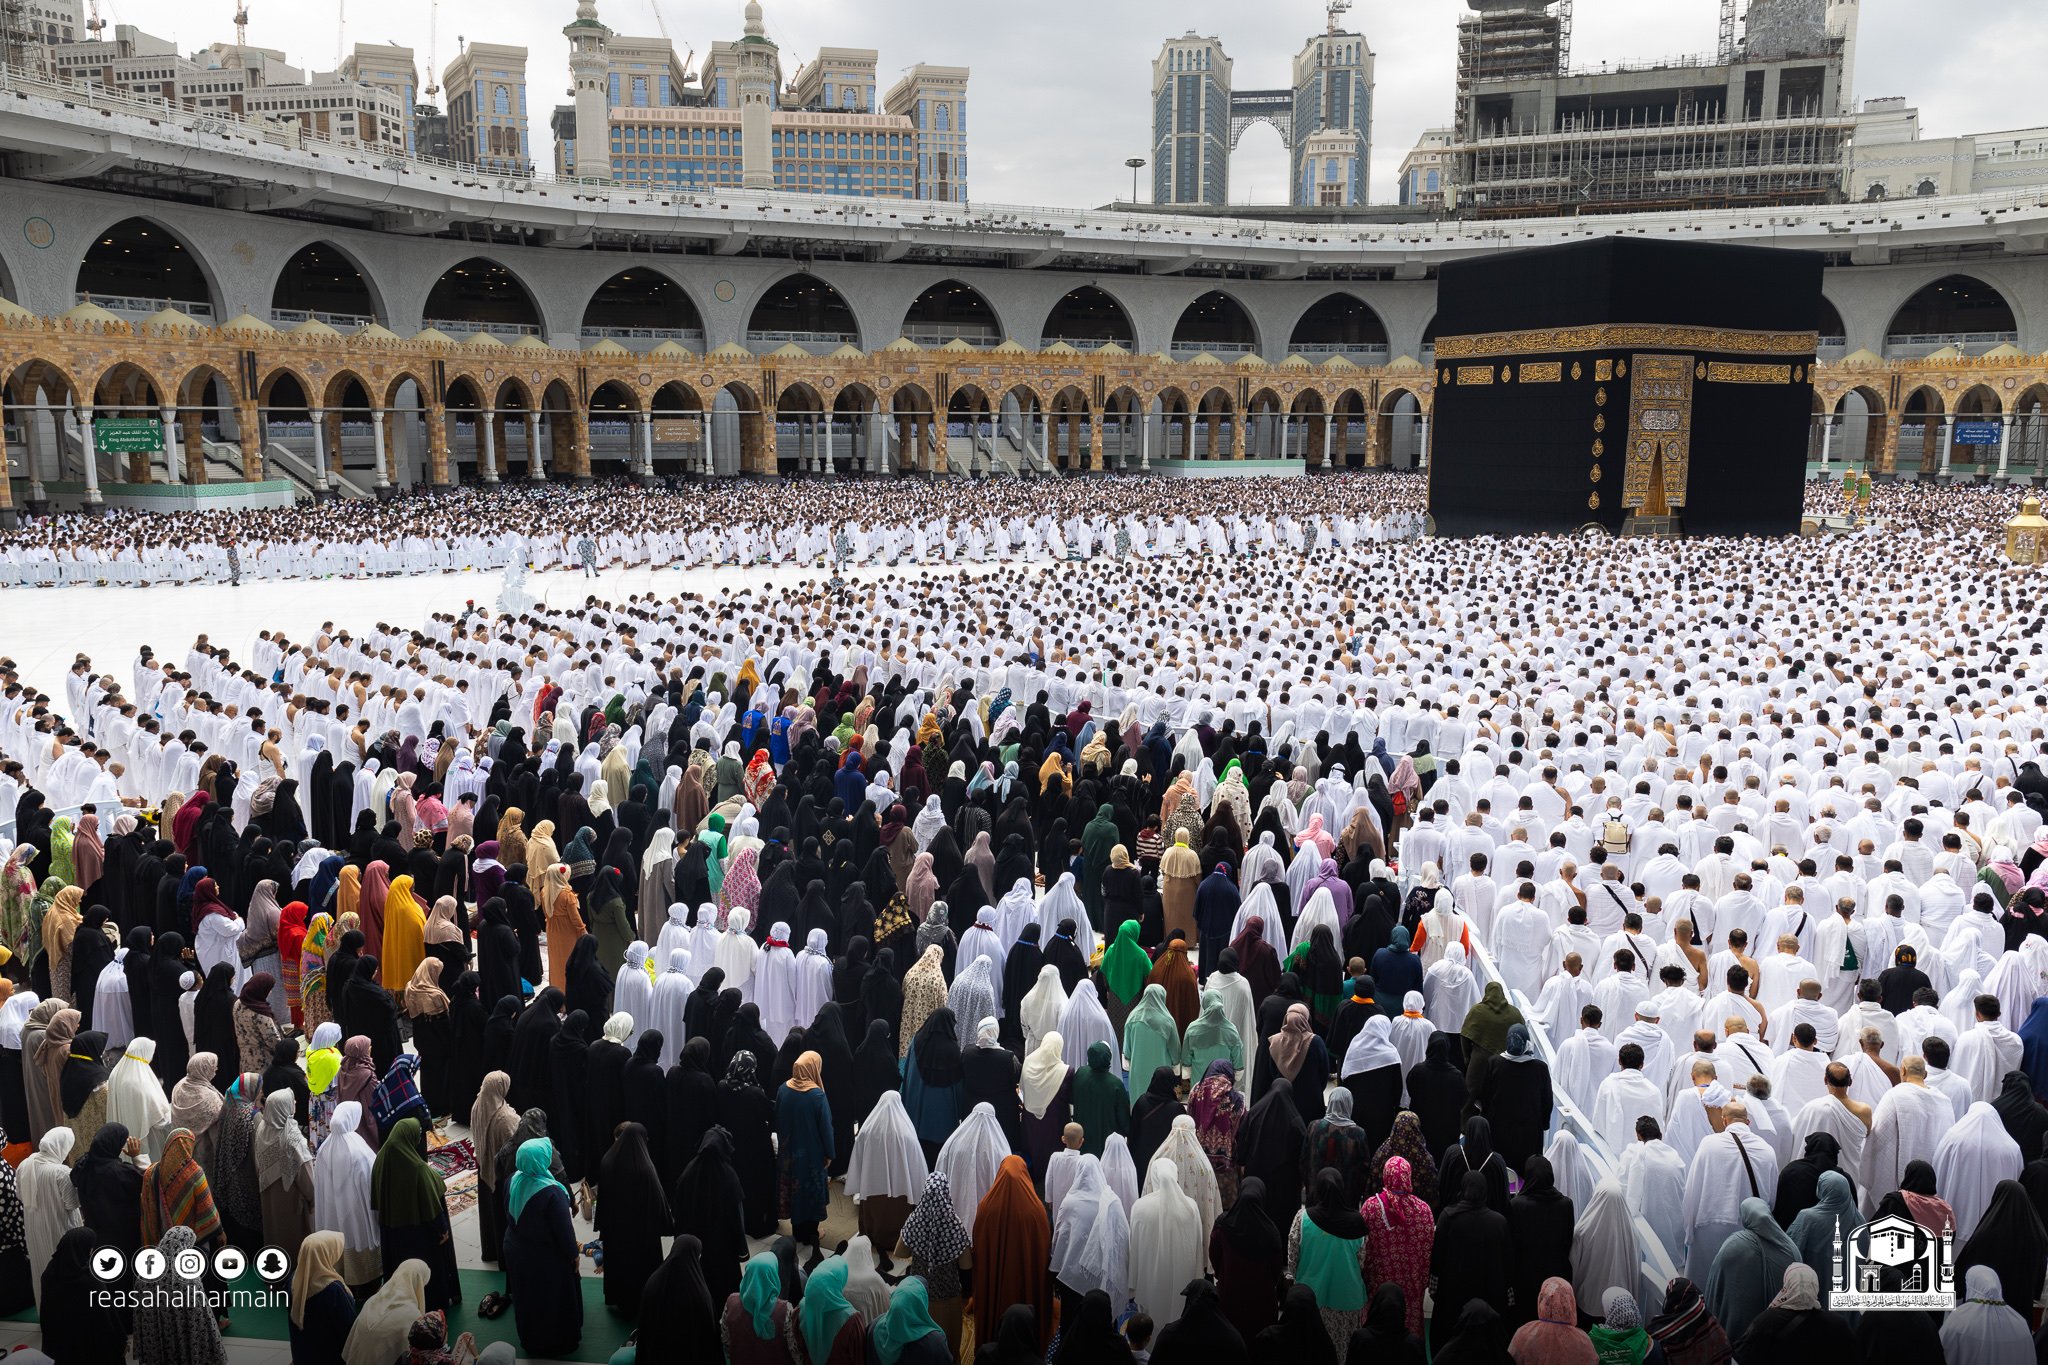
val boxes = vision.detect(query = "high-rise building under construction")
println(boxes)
[1450,0,1860,215]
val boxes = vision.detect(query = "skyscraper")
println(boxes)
[1151,32,1231,206]
[1290,31,1371,206]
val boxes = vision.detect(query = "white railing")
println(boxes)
[578,325,706,347]
[1171,340,1257,356]
[1040,335,1133,351]
[744,330,859,352]
[421,317,541,338]
[902,327,999,347]
[1291,343,1391,361]
[75,291,216,320]
[271,308,376,330]
[1882,331,2020,358]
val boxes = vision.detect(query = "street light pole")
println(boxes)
[1125,156,1146,205]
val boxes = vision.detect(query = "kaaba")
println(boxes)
[1427,238,1823,537]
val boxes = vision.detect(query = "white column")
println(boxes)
[371,408,390,488]
[1939,416,1955,475]
[78,404,102,507]
[825,418,838,477]
[639,409,655,477]
[1820,416,1835,471]
[1322,415,1334,469]
[1140,407,1151,470]
[25,406,46,505]
[160,406,182,484]
[702,406,717,477]
[527,413,546,481]
[1418,415,1431,469]
[479,410,498,483]
[1997,414,2014,481]
[309,408,330,494]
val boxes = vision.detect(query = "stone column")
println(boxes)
[639,409,655,481]
[237,402,264,481]
[370,407,391,489]
[1088,406,1103,471]
[1140,406,1151,471]
[77,405,103,508]
[1231,410,1246,461]
[181,409,206,483]
[1418,415,1432,470]
[704,406,718,477]
[481,409,499,483]
[0,391,13,527]
[1820,416,1835,471]
[1322,415,1334,469]
[160,406,182,484]
[527,412,546,481]
[1997,413,2014,481]
[1939,415,1955,476]
[309,408,331,497]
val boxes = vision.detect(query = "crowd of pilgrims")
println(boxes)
[0,474,2044,1362]
[0,473,1428,587]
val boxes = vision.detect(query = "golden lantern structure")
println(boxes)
[2007,495,2048,564]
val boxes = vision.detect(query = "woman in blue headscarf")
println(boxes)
[500,1137,581,1358]
[722,1251,802,1362]
[1704,1196,1800,1344]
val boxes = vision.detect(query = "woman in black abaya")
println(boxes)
[620,1032,671,1185]
[475,898,522,1009]
[506,987,563,1115]
[672,1127,749,1306]
[665,1037,720,1189]
[719,1049,780,1239]
[1236,1077,1309,1228]
[1504,1153,1576,1328]
[545,1009,595,1185]
[594,1120,670,1316]
[1437,1115,1511,1217]
[1429,1171,1510,1349]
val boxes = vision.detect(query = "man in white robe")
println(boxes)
[1951,994,2023,1101]
[1614,1005,1676,1096]
[1741,1073,1797,1165]
[1619,1119,1690,1266]
[1790,1061,1872,1193]
[1861,1056,1953,1214]
[1770,1024,1834,1114]
[1592,1044,1667,1154]
[1664,1060,1729,1164]
[1922,1036,1975,1123]
[1774,980,1842,1056]
[1554,1005,1618,1115]
[1834,983,1900,1063]
[1679,1105,1778,1281]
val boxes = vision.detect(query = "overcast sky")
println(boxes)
[107,0,2048,205]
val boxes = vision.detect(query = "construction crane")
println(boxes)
[422,0,438,104]
[84,0,103,40]
[233,0,248,48]
[1325,0,1350,34]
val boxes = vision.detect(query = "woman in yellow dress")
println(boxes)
[379,874,429,992]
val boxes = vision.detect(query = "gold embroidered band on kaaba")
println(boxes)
[1432,324,1818,361]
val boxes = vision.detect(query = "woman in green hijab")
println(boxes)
[799,1257,864,1364]
[1458,981,1525,1062]
[370,1116,459,1311]
[1069,1040,1131,1157]
[722,1251,801,1361]
[502,1136,583,1358]
[1099,917,1152,1036]
[1121,983,1182,1094]
[870,1276,949,1365]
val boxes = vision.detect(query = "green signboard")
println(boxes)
[94,417,164,454]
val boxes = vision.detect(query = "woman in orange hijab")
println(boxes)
[972,1154,1052,1351]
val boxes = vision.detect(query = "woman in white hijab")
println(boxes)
[1390,990,1434,1102]
[1544,1129,1596,1210]
[18,1128,79,1306]
[1941,1264,2035,1365]
[1569,1178,1641,1316]
[838,1235,894,1324]
[1020,967,1068,1055]
[714,907,760,997]
[753,921,800,1043]
[845,1090,929,1248]
[313,1099,382,1290]
[1289,886,1341,956]
[342,1258,432,1365]
[911,795,948,849]
[793,928,834,1030]
[932,1101,1009,1236]
[947,956,1001,1042]
[655,902,691,966]
[1228,882,1283,946]
[1050,1154,1130,1304]
[1155,1113,1222,1269]
[104,1036,172,1151]
[1127,1159,1207,1327]
[1037,874,1096,960]
[614,941,654,1048]
[1933,1100,2023,1240]
[193,905,249,991]
[990,880,1036,949]
[1056,979,1121,1073]
[957,907,1009,986]
[650,949,693,1069]
[92,948,135,1052]
[1424,942,1481,1032]
[1021,1031,1070,1131]
[254,1088,316,1248]
[683,902,721,975]
[1101,1132,1141,1217]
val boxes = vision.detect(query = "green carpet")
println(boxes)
[10,1268,636,1364]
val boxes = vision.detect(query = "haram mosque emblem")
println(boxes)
[1830,1212,1954,1311]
